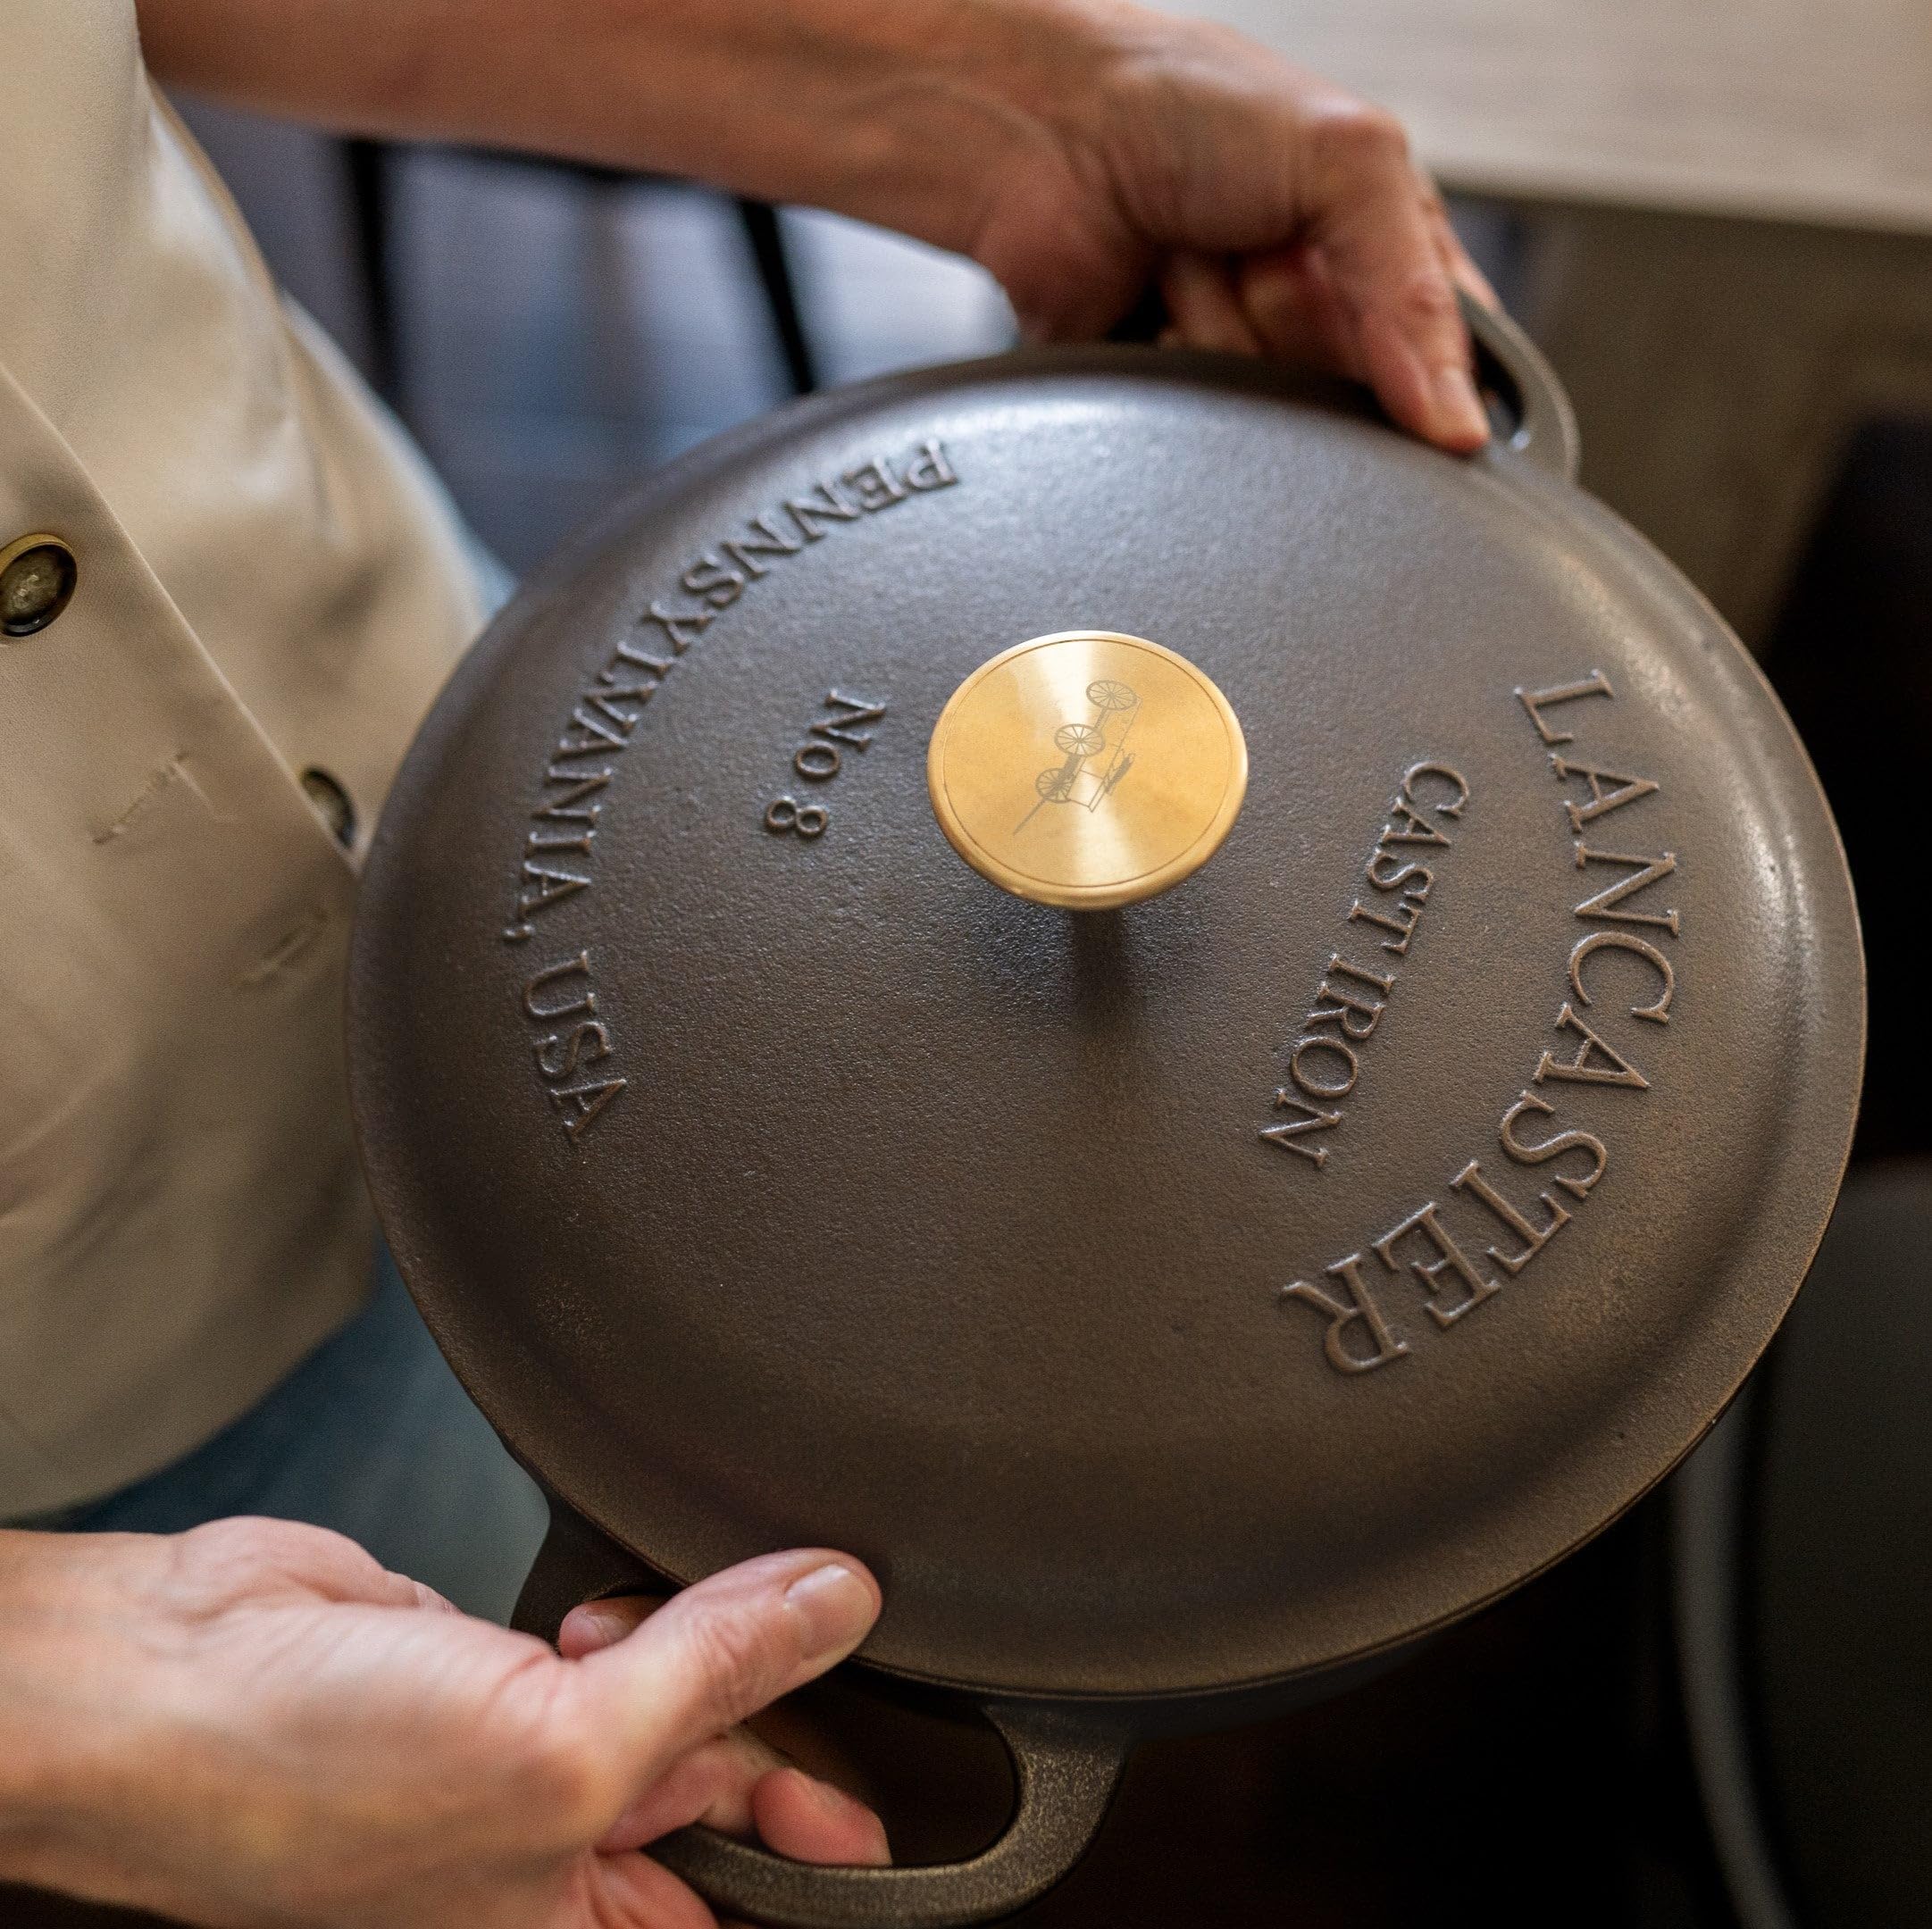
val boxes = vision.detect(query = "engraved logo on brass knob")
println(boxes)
[1018,678,1142,833]
[928,630,1247,910]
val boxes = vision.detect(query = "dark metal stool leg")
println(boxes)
[735,197,818,396]
[340,145,816,408]
[342,138,399,405]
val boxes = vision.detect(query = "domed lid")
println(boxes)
[349,347,1861,1702]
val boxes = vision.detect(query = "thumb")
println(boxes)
[574,1549,880,1789]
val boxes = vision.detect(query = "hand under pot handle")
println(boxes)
[513,1501,1131,1929]
[656,1700,1130,1929]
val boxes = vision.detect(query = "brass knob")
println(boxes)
[927,630,1248,910]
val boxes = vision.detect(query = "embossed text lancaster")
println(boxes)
[1280,672,1678,1372]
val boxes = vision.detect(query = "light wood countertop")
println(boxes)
[1157,0,1932,234]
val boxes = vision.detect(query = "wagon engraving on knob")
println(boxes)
[1016,678,1142,832]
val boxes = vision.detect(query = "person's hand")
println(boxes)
[0,1518,886,1927]
[962,4,1498,450]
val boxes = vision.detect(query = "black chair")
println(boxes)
[341,138,818,408]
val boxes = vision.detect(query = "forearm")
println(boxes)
[137,0,1494,444]
[136,0,1124,256]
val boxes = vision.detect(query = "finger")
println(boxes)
[1298,106,1487,449]
[594,1733,886,1870]
[386,1574,463,1616]
[1158,252,1266,356]
[1434,228,1496,313]
[1010,237,1151,345]
[743,1699,875,1803]
[573,1550,880,1790]
[171,1516,459,1616]
[564,1595,888,1862]
[583,1844,721,1929]
[751,1767,891,1868]
[1417,177,1501,312]
[559,1593,667,1660]
[1235,245,1359,378]
[598,1730,791,1850]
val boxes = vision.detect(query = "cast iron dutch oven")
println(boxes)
[347,305,1863,1928]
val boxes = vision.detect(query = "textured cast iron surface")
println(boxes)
[350,347,1862,1709]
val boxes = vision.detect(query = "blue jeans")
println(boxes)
[23,1252,548,1624]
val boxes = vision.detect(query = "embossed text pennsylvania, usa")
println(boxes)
[506,437,959,1143]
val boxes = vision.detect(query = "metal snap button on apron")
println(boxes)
[299,767,356,846]
[0,533,77,638]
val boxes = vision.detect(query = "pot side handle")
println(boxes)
[653,1700,1131,1929]
[513,1507,1130,1929]
[1462,293,1581,483]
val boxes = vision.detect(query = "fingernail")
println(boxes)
[576,1604,631,1647]
[784,1560,876,1660]
[1434,363,1489,444]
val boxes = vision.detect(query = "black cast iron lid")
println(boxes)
[349,347,1861,1704]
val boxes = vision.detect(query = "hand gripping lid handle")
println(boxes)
[1110,282,1580,483]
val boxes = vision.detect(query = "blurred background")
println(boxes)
[177,111,1020,572]
[138,10,1932,1924]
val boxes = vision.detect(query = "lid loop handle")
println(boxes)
[1462,292,1582,482]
